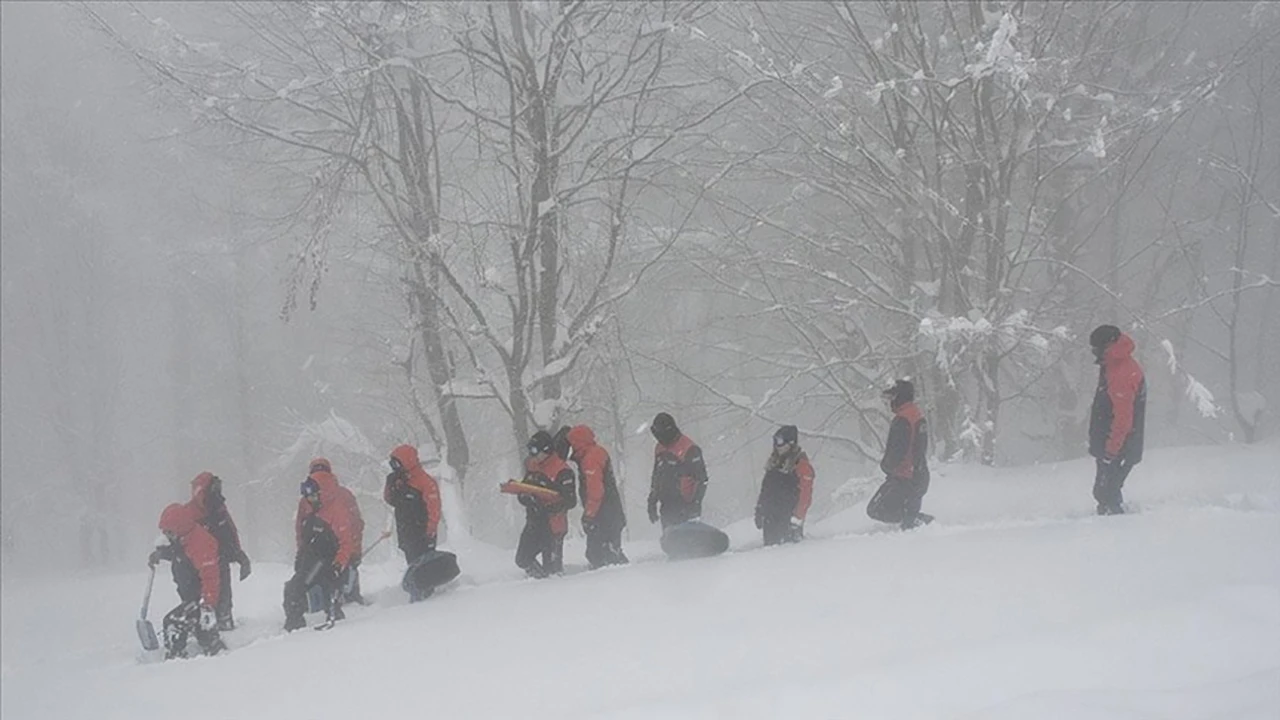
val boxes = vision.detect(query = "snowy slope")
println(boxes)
[3,443,1278,720]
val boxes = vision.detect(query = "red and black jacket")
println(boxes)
[566,425,626,532]
[295,470,358,571]
[521,453,577,536]
[157,503,221,607]
[1088,333,1147,464]
[880,402,929,482]
[188,472,245,563]
[649,434,709,513]
[757,449,815,523]
[384,445,443,556]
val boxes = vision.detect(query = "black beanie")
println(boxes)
[773,425,798,446]
[527,430,555,456]
[651,412,679,444]
[882,379,914,407]
[1089,324,1121,349]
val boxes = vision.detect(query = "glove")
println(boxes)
[238,556,252,581]
[425,535,437,552]
[518,493,538,509]
[647,498,659,524]
[789,516,804,538]
[148,549,162,568]
[198,605,217,632]
[753,507,764,530]
[582,515,597,534]
[332,561,346,580]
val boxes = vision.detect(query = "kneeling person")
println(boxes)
[149,503,227,659]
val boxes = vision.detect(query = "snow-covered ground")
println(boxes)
[3,443,1278,720]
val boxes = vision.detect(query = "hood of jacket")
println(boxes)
[566,425,597,454]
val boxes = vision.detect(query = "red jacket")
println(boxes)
[296,470,358,569]
[881,402,929,481]
[385,445,442,537]
[522,452,576,536]
[305,458,365,556]
[158,502,221,607]
[1089,333,1147,462]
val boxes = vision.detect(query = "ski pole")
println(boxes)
[362,529,393,555]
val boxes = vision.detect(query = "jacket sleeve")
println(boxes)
[186,532,222,607]
[556,468,577,511]
[648,453,661,506]
[687,444,709,504]
[221,509,245,558]
[1105,362,1143,458]
[880,417,909,477]
[294,501,305,551]
[914,419,930,480]
[793,456,815,520]
[420,474,442,537]
[581,451,606,519]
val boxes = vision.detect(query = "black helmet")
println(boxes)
[527,430,555,457]
[882,379,914,408]
[650,412,680,446]
[773,425,798,447]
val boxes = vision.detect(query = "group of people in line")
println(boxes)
[147,325,1146,659]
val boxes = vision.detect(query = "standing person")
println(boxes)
[283,475,356,631]
[513,430,576,578]
[1087,325,1147,515]
[187,472,250,631]
[647,412,709,529]
[148,503,226,659]
[866,380,933,530]
[755,425,815,546]
[308,458,366,604]
[383,445,443,601]
[565,425,628,569]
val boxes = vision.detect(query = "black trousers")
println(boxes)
[584,523,628,569]
[283,552,339,627]
[761,516,802,546]
[163,601,224,658]
[866,476,930,527]
[515,517,564,578]
[1093,458,1134,514]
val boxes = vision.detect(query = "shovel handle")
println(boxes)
[140,564,157,620]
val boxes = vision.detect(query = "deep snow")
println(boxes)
[2,443,1278,720]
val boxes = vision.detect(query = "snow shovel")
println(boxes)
[137,565,160,652]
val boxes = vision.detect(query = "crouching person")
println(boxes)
[283,476,356,631]
[755,425,815,546]
[149,503,227,659]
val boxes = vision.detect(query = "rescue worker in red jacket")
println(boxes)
[187,472,250,631]
[566,425,628,569]
[305,458,366,604]
[755,425,815,545]
[866,380,933,529]
[648,412,709,529]
[1087,325,1147,515]
[284,474,357,631]
[384,444,443,601]
[515,430,576,578]
[148,502,227,659]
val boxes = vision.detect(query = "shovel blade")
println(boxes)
[136,618,159,651]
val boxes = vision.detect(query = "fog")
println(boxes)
[2,1,1276,574]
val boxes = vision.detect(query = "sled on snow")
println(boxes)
[660,520,730,560]
[401,549,461,602]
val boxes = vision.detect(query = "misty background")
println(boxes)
[2,1,1276,574]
